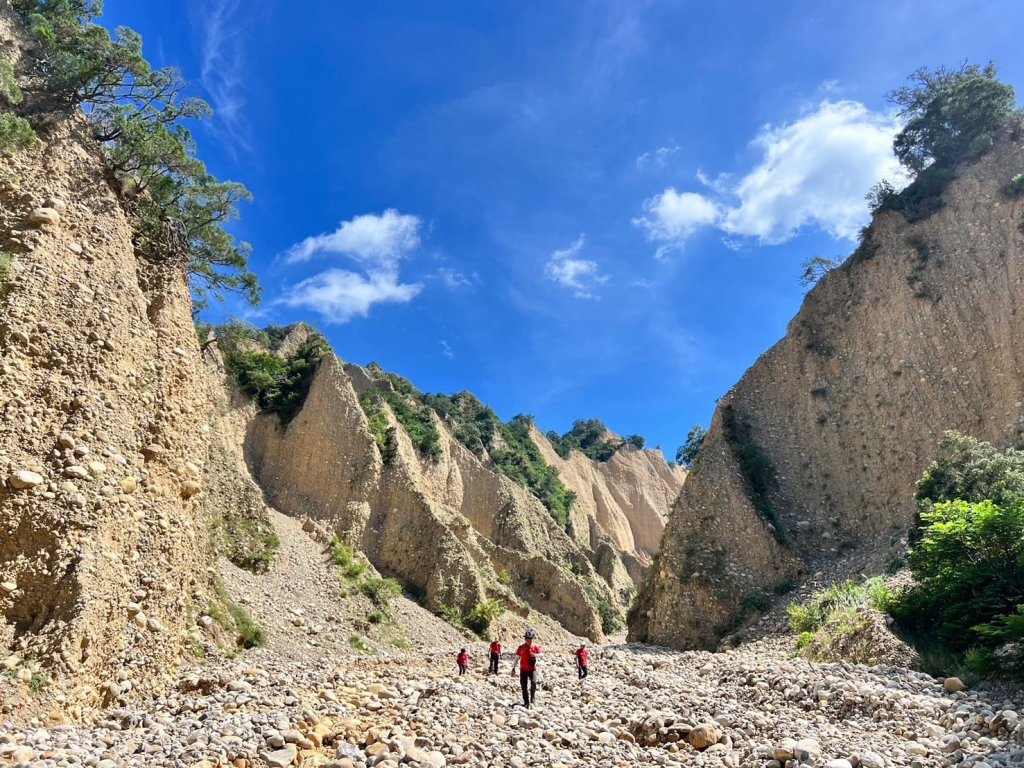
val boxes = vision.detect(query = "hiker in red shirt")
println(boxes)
[575,643,589,680]
[488,638,502,675]
[456,647,469,676]
[510,630,541,708]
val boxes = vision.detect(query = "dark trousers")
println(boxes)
[458,664,467,675]
[577,664,588,679]
[489,653,499,674]
[519,670,536,706]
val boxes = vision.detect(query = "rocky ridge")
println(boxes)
[632,135,1024,650]
[241,341,683,640]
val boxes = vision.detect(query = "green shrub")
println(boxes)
[221,328,329,423]
[676,425,707,469]
[891,498,1024,652]
[465,599,504,637]
[437,603,464,628]
[916,431,1024,510]
[547,418,628,462]
[358,380,442,462]
[210,578,266,649]
[28,670,49,695]
[215,512,279,573]
[787,578,893,635]
[497,569,512,586]
[1010,173,1024,197]
[328,537,355,567]
[348,635,370,652]
[342,560,367,580]
[0,113,36,154]
[367,610,386,625]
[596,598,623,635]
[359,577,402,609]
[741,592,771,615]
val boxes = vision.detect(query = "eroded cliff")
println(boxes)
[632,136,1024,649]
[241,344,683,640]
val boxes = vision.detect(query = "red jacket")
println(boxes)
[489,641,502,655]
[457,651,468,666]
[515,643,541,672]
[575,648,589,667]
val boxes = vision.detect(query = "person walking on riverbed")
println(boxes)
[575,644,589,680]
[488,638,502,675]
[456,648,469,676]
[511,630,541,708]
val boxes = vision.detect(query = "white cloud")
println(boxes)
[440,340,454,359]
[196,0,249,151]
[285,209,422,268]
[635,100,904,252]
[438,267,471,289]
[280,209,425,323]
[544,235,609,299]
[633,189,720,258]
[279,269,422,324]
[635,145,679,168]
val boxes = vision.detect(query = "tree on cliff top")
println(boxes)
[11,0,259,308]
[890,62,1017,175]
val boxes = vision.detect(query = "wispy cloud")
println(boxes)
[440,340,454,359]
[279,210,424,323]
[438,267,472,289]
[544,234,609,299]
[195,0,249,152]
[635,100,905,254]
[635,145,679,168]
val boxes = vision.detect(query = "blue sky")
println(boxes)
[103,0,1024,458]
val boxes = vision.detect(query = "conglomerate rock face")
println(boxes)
[632,136,1024,649]
[0,4,275,715]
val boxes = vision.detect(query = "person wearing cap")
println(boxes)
[456,647,469,676]
[510,630,542,708]
[488,638,502,675]
[575,643,589,679]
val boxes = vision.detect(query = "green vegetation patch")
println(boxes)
[213,511,280,574]
[721,404,786,544]
[546,418,644,462]
[492,415,576,530]
[209,578,266,649]
[358,368,442,461]
[217,322,330,423]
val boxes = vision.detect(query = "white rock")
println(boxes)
[8,470,43,489]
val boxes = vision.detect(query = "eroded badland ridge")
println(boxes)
[632,134,1024,650]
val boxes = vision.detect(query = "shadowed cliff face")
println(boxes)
[631,136,1024,650]
[243,352,683,639]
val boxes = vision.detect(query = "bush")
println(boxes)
[359,577,402,609]
[787,578,893,635]
[676,425,707,469]
[596,598,623,635]
[358,375,442,462]
[891,499,1024,652]
[465,599,504,637]
[437,603,464,628]
[216,512,279,573]
[348,635,370,652]
[916,431,1024,510]
[547,418,635,462]
[890,63,1016,175]
[220,324,329,423]
[211,579,266,649]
